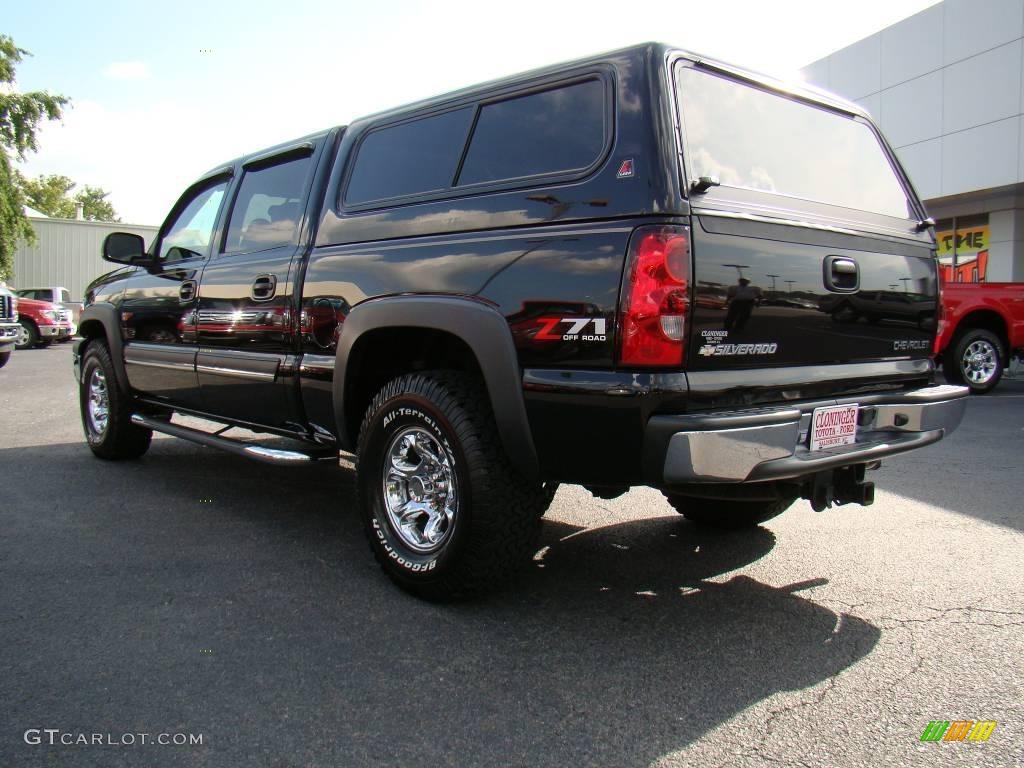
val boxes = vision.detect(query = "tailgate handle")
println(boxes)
[824,255,860,293]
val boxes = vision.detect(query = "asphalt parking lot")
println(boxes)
[1,343,1022,768]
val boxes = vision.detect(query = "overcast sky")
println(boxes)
[6,0,940,225]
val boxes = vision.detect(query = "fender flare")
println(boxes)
[76,303,130,392]
[334,295,539,480]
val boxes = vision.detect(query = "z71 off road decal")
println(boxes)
[535,317,607,342]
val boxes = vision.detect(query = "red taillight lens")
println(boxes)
[619,226,690,366]
[933,268,946,356]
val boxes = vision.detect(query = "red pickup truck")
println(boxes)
[938,282,1024,393]
[15,296,74,350]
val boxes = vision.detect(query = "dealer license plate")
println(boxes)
[810,404,859,451]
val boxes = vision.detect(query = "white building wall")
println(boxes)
[803,0,1024,282]
[802,0,1024,201]
[13,218,159,302]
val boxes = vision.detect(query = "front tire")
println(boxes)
[356,371,544,600]
[79,342,152,460]
[15,320,38,350]
[664,493,796,529]
[0,350,10,368]
[945,328,1004,394]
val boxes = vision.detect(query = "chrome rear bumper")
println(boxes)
[653,384,969,484]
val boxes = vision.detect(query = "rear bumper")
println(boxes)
[647,384,969,485]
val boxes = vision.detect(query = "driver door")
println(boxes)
[121,176,230,410]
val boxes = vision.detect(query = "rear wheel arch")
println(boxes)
[334,296,539,480]
[950,309,1009,351]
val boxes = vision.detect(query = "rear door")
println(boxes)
[674,63,936,375]
[195,141,319,428]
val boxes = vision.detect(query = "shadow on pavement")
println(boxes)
[1,441,881,768]
[872,376,1024,532]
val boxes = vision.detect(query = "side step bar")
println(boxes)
[131,414,337,465]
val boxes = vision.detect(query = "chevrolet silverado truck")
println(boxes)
[74,43,969,599]
[16,295,73,349]
[937,281,1024,393]
[0,285,18,367]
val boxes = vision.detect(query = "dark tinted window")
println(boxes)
[457,79,606,187]
[159,182,228,262]
[677,67,911,218]
[345,108,474,205]
[225,154,313,253]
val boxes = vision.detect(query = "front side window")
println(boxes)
[677,67,911,219]
[457,79,606,186]
[225,155,313,253]
[159,182,228,262]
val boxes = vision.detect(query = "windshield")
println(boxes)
[677,67,912,219]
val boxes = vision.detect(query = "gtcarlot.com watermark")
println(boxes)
[24,729,203,746]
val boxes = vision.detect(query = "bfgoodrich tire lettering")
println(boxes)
[356,370,544,600]
[79,341,152,460]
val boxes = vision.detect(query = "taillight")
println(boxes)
[619,225,690,366]
[933,268,946,357]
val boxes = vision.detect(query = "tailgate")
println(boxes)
[688,215,937,371]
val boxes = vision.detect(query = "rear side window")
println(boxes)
[676,67,911,219]
[345,108,474,206]
[225,154,314,253]
[458,79,606,186]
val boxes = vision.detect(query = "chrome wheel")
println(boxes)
[961,339,998,385]
[382,427,458,553]
[87,367,110,437]
[15,324,29,348]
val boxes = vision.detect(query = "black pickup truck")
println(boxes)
[75,43,968,599]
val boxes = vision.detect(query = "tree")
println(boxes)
[75,185,119,222]
[0,35,68,279]
[20,173,120,222]
[19,173,75,218]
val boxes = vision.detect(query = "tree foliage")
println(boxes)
[0,35,69,279]
[19,173,119,222]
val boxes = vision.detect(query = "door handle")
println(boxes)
[251,274,277,302]
[823,255,859,293]
[179,280,197,302]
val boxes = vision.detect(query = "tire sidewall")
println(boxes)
[952,329,1003,393]
[16,320,36,350]
[359,392,471,584]
[80,352,111,447]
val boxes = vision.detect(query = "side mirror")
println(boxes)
[103,232,150,266]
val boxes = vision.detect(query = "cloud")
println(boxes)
[103,61,151,81]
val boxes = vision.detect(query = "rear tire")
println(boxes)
[79,341,152,460]
[663,493,795,529]
[356,370,544,600]
[944,328,1003,394]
